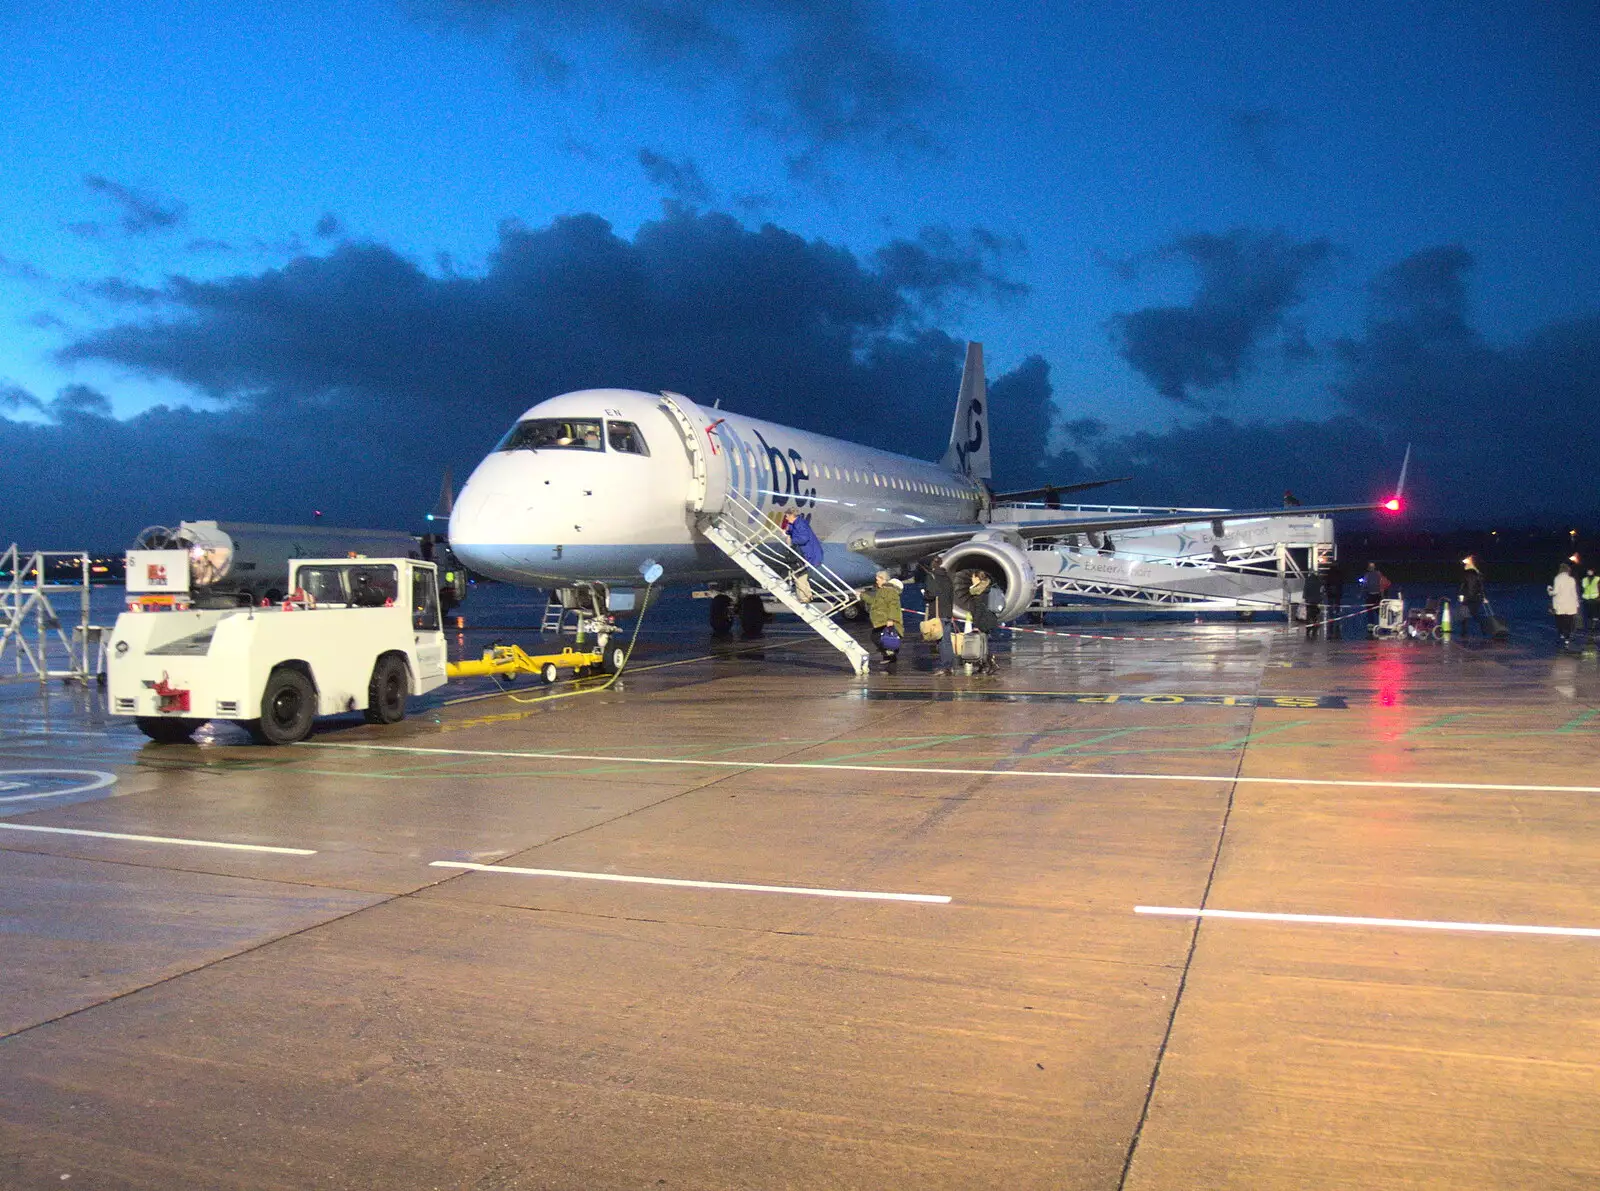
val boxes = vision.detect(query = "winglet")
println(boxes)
[940,342,991,481]
[1382,444,1410,513]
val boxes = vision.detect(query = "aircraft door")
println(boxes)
[657,392,731,517]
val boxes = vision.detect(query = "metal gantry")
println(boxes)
[0,545,97,683]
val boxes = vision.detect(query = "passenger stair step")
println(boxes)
[701,494,870,675]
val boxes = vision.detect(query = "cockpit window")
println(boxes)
[607,420,649,456]
[496,418,604,452]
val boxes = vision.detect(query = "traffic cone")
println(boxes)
[1440,600,1452,635]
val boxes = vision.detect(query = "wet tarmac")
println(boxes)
[2,597,1598,1189]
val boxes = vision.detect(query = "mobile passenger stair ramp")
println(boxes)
[657,392,870,676]
[991,505,1335,613]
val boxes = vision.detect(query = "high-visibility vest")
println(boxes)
[1584,575,1600,601]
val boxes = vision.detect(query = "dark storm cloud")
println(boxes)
[1064,414,1392,511]
[1,382,44,414]
[874,227,1029,311]
[1332,245,1600,520]
[82,174,187,236]
[637,149,715,206]
[1071,243,1600,523]
[416,0,936,150]
[12,207,1039,544]
[315,213,342,238]
[82,277,166,306]
[1111,229,1335,405]
[52,383,112,417]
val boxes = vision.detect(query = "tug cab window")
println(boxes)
[348,565,398,608]
[496,418,605,452]
[296,566,348,606]
[607,420,649,455]
[412,568,441,631]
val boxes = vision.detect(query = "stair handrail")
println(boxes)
[709,491,861,614]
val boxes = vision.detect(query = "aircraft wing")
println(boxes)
[991,477,1131,503]
[849,499,1392,555]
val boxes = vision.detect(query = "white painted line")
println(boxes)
[0,822,317,855]
[1135,905,1600,938]
[0,769,117,803]
[430,860,951,904]
[306,742,1600,796]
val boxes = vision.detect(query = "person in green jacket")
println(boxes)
[863,571,904,665]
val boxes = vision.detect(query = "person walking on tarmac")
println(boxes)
[1551,562,1581,650]
[1323,560,1346,637]
[1457,557,1491,637]
[1582,566,1600,641]
[921,558,957,675]
[1302,568,1323,639]
[864,571,905,667]
[1359,562,1391,634]
[964,571,1002,675]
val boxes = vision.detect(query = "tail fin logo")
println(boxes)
[941,342,992,480]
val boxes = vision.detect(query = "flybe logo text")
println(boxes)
[752,430,816,508]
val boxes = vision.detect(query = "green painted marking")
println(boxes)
[1206,719,1315,751]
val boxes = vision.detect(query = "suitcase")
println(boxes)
[1484,600,1510,639]
[953,630,988,662]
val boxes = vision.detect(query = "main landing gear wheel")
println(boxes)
[541,662,560,684]
[249,666,316,745]
[135,716,205,743]
[363,655,409,724]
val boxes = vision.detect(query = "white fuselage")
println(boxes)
[449,388,985,587]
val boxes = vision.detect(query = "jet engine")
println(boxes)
[940,533,1036,623]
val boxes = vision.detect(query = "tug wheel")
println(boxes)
[363,655,409,724]
[249,666,316,745]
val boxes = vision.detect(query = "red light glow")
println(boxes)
[1382,497,1402,512]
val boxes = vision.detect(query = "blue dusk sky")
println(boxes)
[2,0,1597,545]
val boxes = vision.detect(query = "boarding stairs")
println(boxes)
[998,508,1334,614]
[700,491,871,675]
[539,594,576,636]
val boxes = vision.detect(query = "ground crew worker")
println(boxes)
[1583,567,1600,640]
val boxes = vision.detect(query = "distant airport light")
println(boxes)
[1382,496,1402,512]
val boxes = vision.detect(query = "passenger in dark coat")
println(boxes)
[961,571,1000,675]
[921,560,957,675]
[1457,558,1490,637]
[1322,560,1346,638]
[1302,569,1324,639]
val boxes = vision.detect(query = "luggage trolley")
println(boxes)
[1371,595,1407,639]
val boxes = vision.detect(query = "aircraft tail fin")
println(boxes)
[940,342,991,480]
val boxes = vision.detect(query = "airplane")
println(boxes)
[448,343,1402,633]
